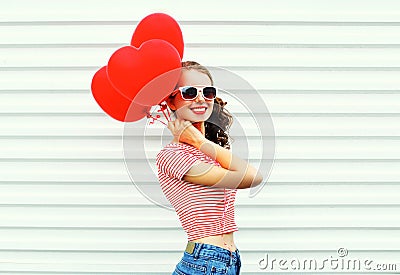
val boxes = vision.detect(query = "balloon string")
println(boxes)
[145,102,172,126]
[160,102,171,122]
[161,107,171,122]
[166,105,171,119]
[146,111,168,126]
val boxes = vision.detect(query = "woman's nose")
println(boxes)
[194,91,206,102]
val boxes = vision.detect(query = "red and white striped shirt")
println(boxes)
[156,142,238,241]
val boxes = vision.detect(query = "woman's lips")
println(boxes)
[190,107,207,115]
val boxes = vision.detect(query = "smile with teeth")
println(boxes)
[191,107,207,114]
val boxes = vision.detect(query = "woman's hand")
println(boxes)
[167,118,264,189]
[167,119,206,147]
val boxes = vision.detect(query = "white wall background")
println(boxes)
[1,0,400,274]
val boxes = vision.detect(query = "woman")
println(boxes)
[156,61,263,275]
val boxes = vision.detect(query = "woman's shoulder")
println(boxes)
[157,142,197,157]
[163,142,196,151]
[156,141,220,167]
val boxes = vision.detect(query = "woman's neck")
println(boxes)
[192,121,205,135]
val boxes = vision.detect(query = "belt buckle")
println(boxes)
[185,241,195,254]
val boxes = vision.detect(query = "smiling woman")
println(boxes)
[167,61,234,149]
[156,61,263,274]
[3,0,400,273]
[167,68,215,124]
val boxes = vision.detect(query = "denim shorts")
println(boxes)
[172,242,241,275]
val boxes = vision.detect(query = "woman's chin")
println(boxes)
[190,116,210,122]
[179,114,209,122]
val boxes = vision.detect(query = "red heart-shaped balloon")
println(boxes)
[131,13,184,59]
[133,66,183,106]
[91,66,150,122]
[107,39,181,106]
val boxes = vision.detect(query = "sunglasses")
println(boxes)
[173,86,217,101]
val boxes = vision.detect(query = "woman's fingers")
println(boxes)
[167,119,185,135]
[170,119,190,130]
[167,119,196,143]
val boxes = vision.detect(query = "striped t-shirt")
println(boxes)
[156,142,238,241]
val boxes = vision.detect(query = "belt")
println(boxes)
[185,241,196,254]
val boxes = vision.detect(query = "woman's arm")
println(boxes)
[168,119,263,189]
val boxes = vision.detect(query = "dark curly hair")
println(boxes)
[205,96,233,149]
[170,61,234,149]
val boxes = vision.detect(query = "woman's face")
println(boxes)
[168,69,214,122]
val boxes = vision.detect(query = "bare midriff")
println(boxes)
[191,232,237,252]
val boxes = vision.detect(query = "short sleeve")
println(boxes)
[156,146,199,180]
